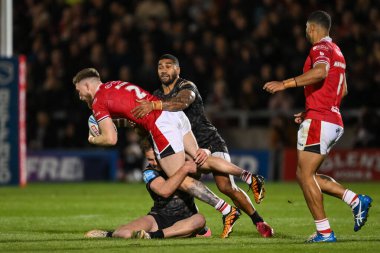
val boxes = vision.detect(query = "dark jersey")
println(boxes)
[142,165,198,218]
[153,78,228,153]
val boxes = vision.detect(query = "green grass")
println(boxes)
[0,182,379,253]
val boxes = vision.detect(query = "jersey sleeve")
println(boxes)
[92,94,110,122]
[143,169,160,184]
[310,43,332,70]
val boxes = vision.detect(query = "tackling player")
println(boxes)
[263,10,372,243]
[73,68,265,238]
[85,140,211,239]
[131,54,273,238]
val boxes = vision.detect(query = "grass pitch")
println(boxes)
[0,182,379,253]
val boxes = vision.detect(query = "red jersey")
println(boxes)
[303,37,346,126]
[92,81,162,130]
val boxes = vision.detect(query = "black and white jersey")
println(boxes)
[153,78,228,153]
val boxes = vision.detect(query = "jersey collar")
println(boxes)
[319,36,332,43]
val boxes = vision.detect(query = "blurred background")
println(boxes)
[4,0,380,184]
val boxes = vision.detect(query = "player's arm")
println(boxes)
[89,117,118,146]
[263,63,327,94]
[149,161,197,198]
[131,89,195,119]
[342,74,348,97]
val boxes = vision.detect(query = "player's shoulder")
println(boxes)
[311,40,333,53]
[177,78,198,93]
[142,167,161,184]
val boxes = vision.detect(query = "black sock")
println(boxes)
[148,229,164,239]
[106,231,114,238]
[250,211,264,225]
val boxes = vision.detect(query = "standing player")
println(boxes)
[263,10,372,242]
[73,68,265,238]
[85,140,211,239]
[131,54,273,238]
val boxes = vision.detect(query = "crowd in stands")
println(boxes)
[13,0,380,174]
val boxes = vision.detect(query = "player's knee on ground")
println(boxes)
[191,214,206,231]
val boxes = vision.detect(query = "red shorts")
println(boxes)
[297,119,344,155]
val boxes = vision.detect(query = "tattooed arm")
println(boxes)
[179,176,220,206]
[161,89,196,111]
[131,89,195,118]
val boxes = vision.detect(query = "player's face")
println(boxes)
[75,82,92,105]
[158,59,179,86]
[145,149,158,168]
[305,22,312,43]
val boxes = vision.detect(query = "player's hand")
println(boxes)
[183,160,197,174]
[194,149,210,167]
[263,81,285,94]
[131,99,153,119]
[294,111,305,124]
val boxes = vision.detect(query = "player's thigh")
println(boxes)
[183,131,199,159]
[297,150,325,177]
[159,151,186,177]
[114,215,158,235]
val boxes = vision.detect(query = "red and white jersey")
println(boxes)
[303,37,346,127]
[92,81,161,131]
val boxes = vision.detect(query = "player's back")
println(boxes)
[303,38,346,126]
[92,81,160,129]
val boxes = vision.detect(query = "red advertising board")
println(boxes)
[282,148,380,181]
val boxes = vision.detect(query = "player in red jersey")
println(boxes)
[73,68,265,238]
[263,11,372,243]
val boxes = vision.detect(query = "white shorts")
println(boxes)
[151,111,191,159]
[297,119,344,155]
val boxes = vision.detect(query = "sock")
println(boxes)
[342,189,359,209]
[148,229,164,239]
[106,231,113,238]
[241,171,252,184]
[250,211,264,225]
[315,218,332,236]
[215,199,232,215]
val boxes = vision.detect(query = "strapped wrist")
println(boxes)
[151,100,163,110]
[283,78,298,88]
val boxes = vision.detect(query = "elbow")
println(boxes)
[105,135,118,146]
[158,189,174,198]
[316,68,328,80]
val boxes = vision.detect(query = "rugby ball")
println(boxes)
[88,115,118,137]
[88,115,100,136]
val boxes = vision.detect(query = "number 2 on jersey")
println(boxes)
[115,82,147,99]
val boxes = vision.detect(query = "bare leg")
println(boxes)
[158,151,222,207]
[113,215,158,238]
[296,150,326,220]
[214,172,255,215]
[315,174,346,199]
[162,214,206,238]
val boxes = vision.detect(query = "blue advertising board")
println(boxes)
[230,150,272,180]
[27,150,118,182]
[0,56,26,186]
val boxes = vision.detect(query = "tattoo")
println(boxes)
[163,90,195,111]
[186,179,220,206]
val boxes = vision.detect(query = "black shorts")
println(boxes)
[148,211,195,230]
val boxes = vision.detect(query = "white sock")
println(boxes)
[315,218,332,236]
[215,199,232,215]
[240,171,252,184]
[342,189,359,209]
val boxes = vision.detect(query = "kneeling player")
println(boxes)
[85,141,211,239]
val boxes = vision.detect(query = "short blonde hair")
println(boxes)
[72,68,100,84]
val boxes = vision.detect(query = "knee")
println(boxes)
[193,214,206,230]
